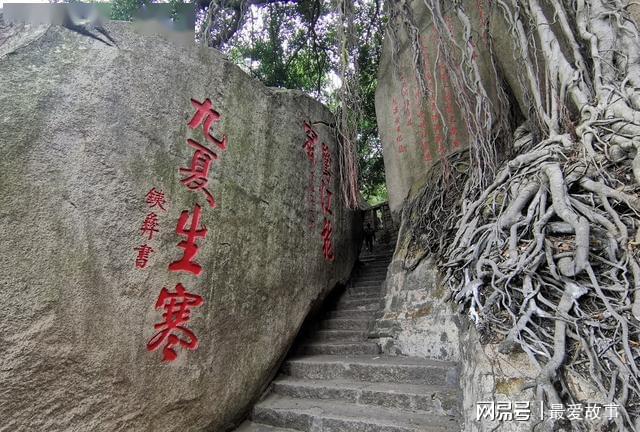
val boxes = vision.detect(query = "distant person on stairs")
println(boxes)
[363,223,376,252]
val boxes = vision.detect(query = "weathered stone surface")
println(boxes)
[0,18,358,432]
[373,215,544,431]
[373,2,610,431]
[457,320,540,432]
[375,0,504,217]
[374,259,461,360]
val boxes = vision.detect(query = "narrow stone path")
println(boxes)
[236,249,462,432]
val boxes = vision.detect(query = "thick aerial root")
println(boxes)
[387,0,640,428]
[442,129,640,430]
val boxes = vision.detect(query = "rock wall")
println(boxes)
[0,19,358,432]
[375,0,506,217]
[374,201,544,432]
[374,1,558,431]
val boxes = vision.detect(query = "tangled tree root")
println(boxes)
[443,126,640,430]
[389,0,640,430]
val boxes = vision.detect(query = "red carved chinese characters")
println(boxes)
[147,97,227,362]
[146,188,167,211]
[476,0,488,46]
[320,145,333,216]
[188,98,228,150]
[134,244,154,269]
[392,97,406,153]
[304,122,318,230]
[168,204,208,276]
[413,73,433,162]
[438,63,460,150]
[400,73,414,128]
[146,283,204,362]
[134,188,167,269]
[304,122,318,162]
[180,98,228,209]
[141,212,160,240]
[320,143,335,262]
[423,32,445,158]
[179,139,218,208]
[321,218,335,262]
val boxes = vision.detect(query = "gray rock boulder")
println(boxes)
[0,18,358,432]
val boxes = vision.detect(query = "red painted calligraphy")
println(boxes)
[168,203,208,276]
[320,143,332,200]
[304,122,318,162]
[392,97,406,153]
[320,143,335,262]
[135,189,164,269]
[400,73,414,127]
[146,96,226,362]
[476,0,488,46]
[179,139,218,209]
[413,73,432,162]
[438,18,461,151]
[141,212,160,240]
[134,244,154,269]
[421,34,443,159]
[146,283,204,362]
[188,98,228,150]
[438,62,461,150]
[146,188,167,211]
[303,122,318,230]
[321,218,335,262]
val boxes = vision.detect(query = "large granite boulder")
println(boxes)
[375,0,518,217]
[0,17,358,432]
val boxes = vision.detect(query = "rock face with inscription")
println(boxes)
[373,2,544,431]
[0,18,358,432]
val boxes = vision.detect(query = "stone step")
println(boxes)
[358,265,391,271]
[344,291,382,299]
[348,288,382,296]
[337,297,381,309]
[296,341,380,355]
[352,281,385,288]
[356,275,386,282]
[282,355,459,387]
[353,276,386,283]
[352,266,389,278]
[326,309,377,319]
[352,279,384,285]
[308,330,367,342]
[271,377,461,416]
[235,421,300,432]
[349,291,382,298]
[356,269,388,275]
[355,269,388,276]
[351,282,383,288]
[319,318,371,330]
[251,395,457,432]
[358,263,389,268]
[360,257,392,262]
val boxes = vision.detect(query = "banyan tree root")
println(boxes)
[388,0,640,430]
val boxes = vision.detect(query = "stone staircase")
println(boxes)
[235,249,462,432]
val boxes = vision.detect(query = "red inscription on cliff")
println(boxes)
[147,283,204,362]
[146,96,228,362]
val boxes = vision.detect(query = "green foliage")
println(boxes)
[110,0,148,21]
[110,0,186,22]
[220,0,387,205]
[226,1,335,97]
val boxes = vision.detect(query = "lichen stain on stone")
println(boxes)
[495,377,525,396]
[431,282,446,300]
[407,303,432,318]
